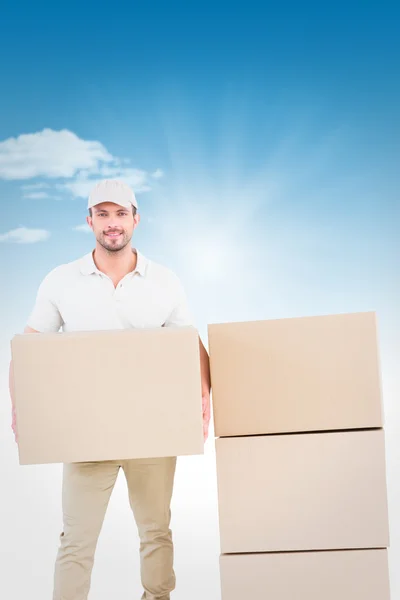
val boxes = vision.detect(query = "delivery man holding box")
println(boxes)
[9,179,211,600]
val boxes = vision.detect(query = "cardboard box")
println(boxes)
[215,430,390,553]
[219,549,391,600]
[208,311,383,436]
[11,326,204,465]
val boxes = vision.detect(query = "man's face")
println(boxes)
[87,202,139,252]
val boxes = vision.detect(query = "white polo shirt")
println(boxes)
[27,249,194,333]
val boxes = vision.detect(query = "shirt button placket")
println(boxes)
[115,283,122,304]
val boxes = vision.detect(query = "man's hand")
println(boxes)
[202,387,211,442]
[198,336,211,443]
[11,405,18,443]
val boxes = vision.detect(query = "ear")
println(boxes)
[86,215,93,229]
[133,213,140,229]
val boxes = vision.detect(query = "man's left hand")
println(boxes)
[202,388,211,442]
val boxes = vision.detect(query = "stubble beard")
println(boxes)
[97,230,132,254]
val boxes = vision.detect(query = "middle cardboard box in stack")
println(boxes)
[208,311,391,600]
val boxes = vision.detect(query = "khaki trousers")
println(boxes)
[52,456,177,600]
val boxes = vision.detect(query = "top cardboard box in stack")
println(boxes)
[208,311,384,436]
[11,326,204,465]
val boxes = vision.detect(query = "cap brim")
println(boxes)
[88,200,136,209]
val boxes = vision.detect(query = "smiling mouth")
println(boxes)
[105,232,122,238]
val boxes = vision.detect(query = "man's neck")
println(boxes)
[93,244,137,278]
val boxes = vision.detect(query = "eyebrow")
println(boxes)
[95,208,129,214]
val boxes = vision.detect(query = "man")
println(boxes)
[9,179,211,600]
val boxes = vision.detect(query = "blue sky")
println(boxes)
[1,2,399,333]
[0,2,400,333]
[0,1,398,339]
[0,2,399,597]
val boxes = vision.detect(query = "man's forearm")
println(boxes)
[199,337,211,393]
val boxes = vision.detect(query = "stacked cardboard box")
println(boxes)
[208,311,391,599]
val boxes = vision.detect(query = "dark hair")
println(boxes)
[89,206,137,218]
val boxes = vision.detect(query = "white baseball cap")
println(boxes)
[88,179,138,210]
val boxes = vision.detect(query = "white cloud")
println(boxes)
[0,128,163,205]
[0,129,113,180]
[0,128,163,207]
[58,167,152,199]
[0,226,50,244]
[73,223,92,233]
[23,192,51,199]
[22,182,51,190]
[22,182,62,199]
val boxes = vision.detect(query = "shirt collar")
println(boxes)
[79,248,148,277]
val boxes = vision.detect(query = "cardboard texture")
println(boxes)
[219,549,391,600]
[11,326,204,465]
[208,311,383,436]
[215,429,390,553]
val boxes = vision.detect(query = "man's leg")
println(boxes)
[53,460,120,600]
[122,456,177,600]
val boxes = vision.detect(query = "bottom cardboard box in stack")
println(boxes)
[215,431,391,599]
[219,549,390,600]
[11,326,204,465]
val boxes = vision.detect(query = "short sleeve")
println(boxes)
[27,271,63,332]
[163,276,194,328]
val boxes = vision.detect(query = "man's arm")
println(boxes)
[9,326,40,442]
[163,274,212,441]
[11,267,63,425]
[199,337,211,394]
[198,336,211,442]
